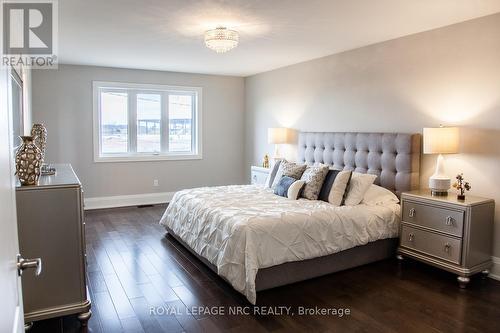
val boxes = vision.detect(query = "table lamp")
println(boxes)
[423,126,459,196]
[268,127,293,162]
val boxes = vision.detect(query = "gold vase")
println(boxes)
[15,136,42,186]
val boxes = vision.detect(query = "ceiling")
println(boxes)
[59,0,500,77]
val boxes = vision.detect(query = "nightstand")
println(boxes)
[397,190,495,288]
[251,166,270,185]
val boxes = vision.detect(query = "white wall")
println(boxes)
[245,14,500,266]
[32,64,245,199]
[22,68,32,135]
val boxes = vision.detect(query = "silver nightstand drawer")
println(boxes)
[402,201,464,237]
[400,225,462,265]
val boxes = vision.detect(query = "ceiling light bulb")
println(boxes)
[204,27,239,53]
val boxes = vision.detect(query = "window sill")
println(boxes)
[94,153,203,163]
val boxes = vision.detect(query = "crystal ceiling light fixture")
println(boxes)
[204,26,239,53]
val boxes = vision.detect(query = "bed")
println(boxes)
[160,132,421,304]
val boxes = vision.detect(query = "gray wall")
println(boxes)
[32,64,245,198]
[245,14,500,259]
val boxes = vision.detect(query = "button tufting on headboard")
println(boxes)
[298,132,421,195]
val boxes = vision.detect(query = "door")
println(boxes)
[0,67,24,332]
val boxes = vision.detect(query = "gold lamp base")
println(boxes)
[431,190,449,196]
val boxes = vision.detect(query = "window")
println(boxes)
[93,81,201,162]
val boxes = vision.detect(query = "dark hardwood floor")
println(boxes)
[30,204,500,333]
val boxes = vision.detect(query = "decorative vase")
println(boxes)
[31,123,47,162]
[15,136,42,186]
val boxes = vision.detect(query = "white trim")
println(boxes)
[490,256,500,281]
[92,81,202,163]
[84,191,175,210]
[92,81,201,92]
[12,306,21,333]
[94,153,202,163]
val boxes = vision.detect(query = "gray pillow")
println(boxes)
[271,160,307,189]
[300,165,329,200]
[281,160,307,179]
[265,160,282,188]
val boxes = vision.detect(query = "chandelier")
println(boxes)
[204,27,239,53]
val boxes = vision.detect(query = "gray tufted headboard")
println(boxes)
[298,132,421,195]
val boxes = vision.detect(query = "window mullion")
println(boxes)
[191,93,196,154]
[128,91,137,153]
[97,89,103,156]
[161,92,169,153]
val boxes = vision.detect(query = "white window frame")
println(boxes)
[92,81,202,162]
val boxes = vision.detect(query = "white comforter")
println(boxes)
[159,185,400,304]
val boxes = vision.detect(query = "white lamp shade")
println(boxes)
[268,128,293,144]
[423,127,459,154]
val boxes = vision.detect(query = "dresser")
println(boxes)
[251,166,270,185]
[397,190,495,287]
[16,164,91,326]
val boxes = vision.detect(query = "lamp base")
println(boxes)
[429,177,451,196]
[428,153,451,196]
[272,144,283,163]
[431,189,449,196]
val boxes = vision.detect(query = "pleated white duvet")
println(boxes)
[159,185,400,304]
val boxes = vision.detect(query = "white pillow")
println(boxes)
[344,172,377,206]
[287,180,306,200]
[362,184,400,206]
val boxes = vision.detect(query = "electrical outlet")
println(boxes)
[153,179,159,187]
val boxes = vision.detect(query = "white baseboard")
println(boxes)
[490,256,500,281]
[84,191,175,210]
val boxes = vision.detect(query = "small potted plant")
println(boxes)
[452,173,471,201]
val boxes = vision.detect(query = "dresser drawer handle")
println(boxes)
[408,233,415,242]
[444,243,451,253]
[408,208,416,218]
[445,216,454,226]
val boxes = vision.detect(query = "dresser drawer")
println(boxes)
[402,200,464,237]
[400,225,462,264]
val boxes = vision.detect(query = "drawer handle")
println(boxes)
[409,208,416,218]
[444,243,451,253]
[408,233,415,242]
[445,216,454,226]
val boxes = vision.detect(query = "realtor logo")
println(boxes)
[2,0,58,68]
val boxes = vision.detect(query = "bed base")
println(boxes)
[165,227,397,292]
